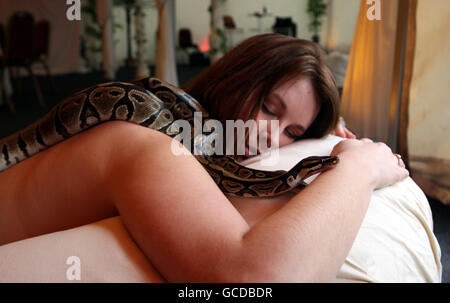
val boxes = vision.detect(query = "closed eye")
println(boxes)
[262,103,277,116]
[285,126,305,140]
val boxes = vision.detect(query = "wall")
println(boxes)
[111,3,159,67]
[325,0,361,51]
[0,0,81,75]
[407,0,450,204]
[218,0,359,51]
[111,0,360,66]
[408,0,450,160]
[0,0,359,72]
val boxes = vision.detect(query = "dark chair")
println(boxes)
[272,17,297,37]
[0,22,16,113]
[4,11,45,108]
[178,28,198,49]
[178,28,203,66]
[223,15,236,29]
[5,12,34,64]
[0,22,4,49]
[222,15,243,51]
[33,20,50,60]
[33,19,56,92]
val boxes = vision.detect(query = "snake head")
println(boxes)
[300,155,339,167]
[290,155,340,182]
[319,156,340,168]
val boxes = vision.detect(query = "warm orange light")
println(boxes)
[199,34,210,52]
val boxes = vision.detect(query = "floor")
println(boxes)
[0,65,449,283]
[429,197,450,282]
[0,65,207,139]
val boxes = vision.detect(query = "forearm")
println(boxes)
[105,128,399,282]
[240,156,375,282]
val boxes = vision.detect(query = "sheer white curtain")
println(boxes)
[97,0,116,79]
[155,0,178,86]
[340,0,399,142]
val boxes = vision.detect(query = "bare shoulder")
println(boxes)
[0,121,176,244]
[0,121,164,181]
[0,121,178,203]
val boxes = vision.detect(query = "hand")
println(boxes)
[333,122,356,139]
[331,138,409,190]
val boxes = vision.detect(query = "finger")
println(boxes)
[360,138,373,143]
[345,129,357,139]
[335,124,346,138]
[393,153,406,169]
[399,167,410,180]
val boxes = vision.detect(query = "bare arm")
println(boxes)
[108,124,408,282]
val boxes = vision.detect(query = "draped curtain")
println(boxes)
[408,0,450,204]
[342,0,450,204]
[340,0,399,143]
[97,0,116,79]
[155,0,178,86]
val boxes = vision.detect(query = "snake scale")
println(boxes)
[0,77,339,197]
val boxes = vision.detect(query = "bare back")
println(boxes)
[0,121,291,244]
[0,122,123,244]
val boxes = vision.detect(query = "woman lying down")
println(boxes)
[0,34,441,282]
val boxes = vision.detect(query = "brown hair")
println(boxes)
[185,33,340,139]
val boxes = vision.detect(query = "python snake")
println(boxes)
[0,77,339,198]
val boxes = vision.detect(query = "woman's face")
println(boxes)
[241,77,320,159]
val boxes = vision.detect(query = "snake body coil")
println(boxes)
[0,77,338,197]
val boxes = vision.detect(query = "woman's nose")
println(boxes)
[272,116,299,148]
[264,119,282,149]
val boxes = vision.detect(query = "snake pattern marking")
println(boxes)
[0,77,339,198]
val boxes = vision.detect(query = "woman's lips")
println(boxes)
[244,146,251,158]
[244,146,260,159]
